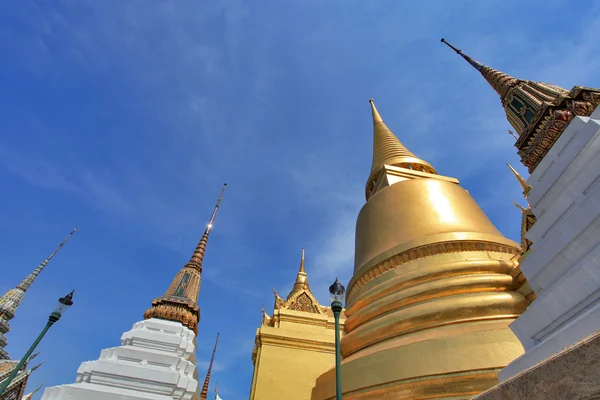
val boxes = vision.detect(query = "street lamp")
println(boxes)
[0,291,74,396]
[329,278,345,400]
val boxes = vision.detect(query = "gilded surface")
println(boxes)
[311,101,530,399]
[366,100,436,200]
[249,253,346,400]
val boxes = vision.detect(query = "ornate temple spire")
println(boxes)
[507,163,532,198]
[0,228,77,360]
[440,38,522,100]
[144,184,227,334]
[441,38,600,173]
[368,99,436,179]
[200,333,220,400]
[366,99,437,199]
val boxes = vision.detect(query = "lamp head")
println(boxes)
[53,290,75,315]
[329,278,345,303]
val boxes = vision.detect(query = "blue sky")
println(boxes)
[1,1,599,398]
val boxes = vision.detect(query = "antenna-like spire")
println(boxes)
[200,333,220,400]
[0,228,77,360]
[144,185,227,334]
[440,38,485,71]
[440,38,519,100]
[507,164,532,198]
[188,184,227,270]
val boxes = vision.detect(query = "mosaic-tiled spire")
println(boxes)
[0,228,77,360]
[144,184,227,334]
[441,38,600,172]
[200,333,219,400]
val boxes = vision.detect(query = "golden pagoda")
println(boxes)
[310,100,530,399]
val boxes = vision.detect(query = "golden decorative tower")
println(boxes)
[144,184,226,334]
[441,38,600,173]
[250,249,346,400]
[200,333,219,400]
[312,100,529,399]
[507,164,537,303]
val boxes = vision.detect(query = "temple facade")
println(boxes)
[249,249,346,400]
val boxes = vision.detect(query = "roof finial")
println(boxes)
[508,130,519,140]
[0,228,77,360]
[512,200,529,213]
[299,248,305,273]
[507,164,532,198]
[200,333,220,400]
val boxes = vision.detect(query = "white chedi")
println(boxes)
[41,318,200,400]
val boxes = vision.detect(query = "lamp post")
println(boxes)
[329,278,345,400]
[0,291,74,396]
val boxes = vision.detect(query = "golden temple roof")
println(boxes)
[270,249,323,316]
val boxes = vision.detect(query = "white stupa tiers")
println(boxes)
[42,185,227,400]
[41,318,199,400]
[499,106,600,380]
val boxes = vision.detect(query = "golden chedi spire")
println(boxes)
[367,99,436,199]
[0,228,76,360]
[312,101,529,400]
[200,333,219,400]
[441,38,600,173]
[289,248,309,297]
[144,184,226,334]
[507,163,537,256]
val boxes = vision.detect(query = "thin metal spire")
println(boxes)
[441,38,484,71]
[17,228,77,292]
[200,333,220,400]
